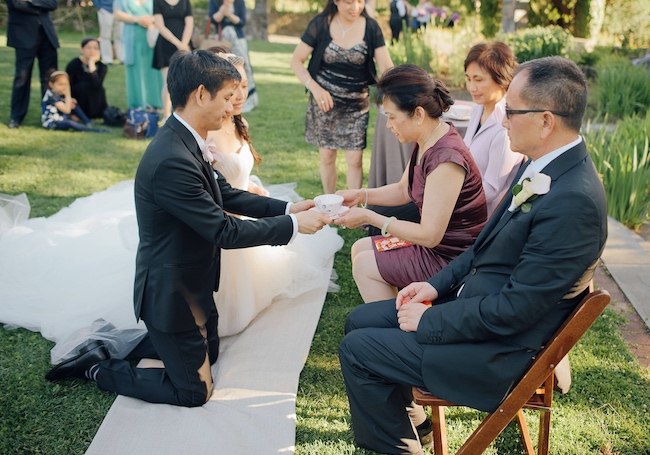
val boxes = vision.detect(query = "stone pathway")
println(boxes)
[597,217,650,369]
[595,265,650,368]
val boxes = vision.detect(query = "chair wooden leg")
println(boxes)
[537,409,551,455]
[536,373,554,455]
[454,406,523,455]
[515,409,536,455]
[430,405,449,455]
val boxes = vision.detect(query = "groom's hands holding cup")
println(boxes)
[291,199,316,213]
[290,200,332,234]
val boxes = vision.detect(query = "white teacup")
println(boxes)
[314,194,344,216]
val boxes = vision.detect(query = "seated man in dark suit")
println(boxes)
[45,50,331,407]
[338,56,608,455]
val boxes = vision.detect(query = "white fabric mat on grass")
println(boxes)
[86,259,332,455]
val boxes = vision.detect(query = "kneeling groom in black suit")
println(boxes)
[338,56,608,454]
[46,50,332,407]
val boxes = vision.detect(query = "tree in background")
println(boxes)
[249,0,269,40]
[601,0,650,48]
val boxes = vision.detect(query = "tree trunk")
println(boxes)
[501,0,516,33]
[247,0,269,41]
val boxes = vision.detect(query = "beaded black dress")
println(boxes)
[305,42,373,151]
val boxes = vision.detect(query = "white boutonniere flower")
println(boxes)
[509,172,551,213]
[201,136,223,168]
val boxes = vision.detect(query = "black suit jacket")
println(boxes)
[417,140,607,411]
[133,116,294,333]
[6,0,60,50]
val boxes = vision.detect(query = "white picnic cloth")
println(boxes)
[86,260,332,455]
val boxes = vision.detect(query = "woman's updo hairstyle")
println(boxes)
[376,64,454,119]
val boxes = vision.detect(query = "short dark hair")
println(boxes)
[81,36,99,48]
[376,64,454,119]
[167,50,241,111]
[464,41,518,90]
[515,56,587,132]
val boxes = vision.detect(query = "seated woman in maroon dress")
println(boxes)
[335,64,487,303]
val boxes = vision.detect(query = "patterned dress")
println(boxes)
[373,125,488,288]
[41,89,65,128]
[305,42,373,150]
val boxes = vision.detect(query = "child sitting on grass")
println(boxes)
[41,71,111,133]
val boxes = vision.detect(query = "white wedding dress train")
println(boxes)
[0,145,343,362]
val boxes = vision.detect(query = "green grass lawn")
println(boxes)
[1,31,650,455]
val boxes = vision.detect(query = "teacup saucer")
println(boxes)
[311,205,349,219]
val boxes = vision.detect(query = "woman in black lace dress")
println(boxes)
[291,0,393,194]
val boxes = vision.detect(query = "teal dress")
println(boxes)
[116,0,163,109]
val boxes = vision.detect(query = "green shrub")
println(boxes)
[388,28,434,73]
[592,55,650,119]
[478,0,500,38]
[500,25,573,63]
[601,0,650,48]
[526,0,593,38]
[585,115,650,230]
[389,22,480,86]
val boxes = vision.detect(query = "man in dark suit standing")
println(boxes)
[338,56,608,454]
[6,0,60,128]
[46,50,331,406]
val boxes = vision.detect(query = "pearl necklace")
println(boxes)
[337,17,357,39]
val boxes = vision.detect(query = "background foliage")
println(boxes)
[499,25,573,62]
[591,55,650,120]
[586,116,650,230]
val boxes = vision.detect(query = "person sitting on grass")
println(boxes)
[41,71,111,133]
[66,37,109,120]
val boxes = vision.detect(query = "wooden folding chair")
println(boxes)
[413,289,611,455]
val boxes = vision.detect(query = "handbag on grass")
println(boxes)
[102,106,127,127]
[199,21,231,50]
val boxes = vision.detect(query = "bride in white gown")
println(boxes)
[0,54,343,362]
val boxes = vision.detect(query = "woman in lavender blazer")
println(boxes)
[463,42,524,216]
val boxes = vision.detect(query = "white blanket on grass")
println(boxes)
[86,263,332,455]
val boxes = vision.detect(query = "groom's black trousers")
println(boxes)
[95,310,219,407]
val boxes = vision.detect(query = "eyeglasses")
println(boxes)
[504,109,569,120]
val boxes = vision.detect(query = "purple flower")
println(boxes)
[438,10,447,19]
[450,12,460,22]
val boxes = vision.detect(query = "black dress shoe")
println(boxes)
[8,119,20,129]
[45,340,109,382]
